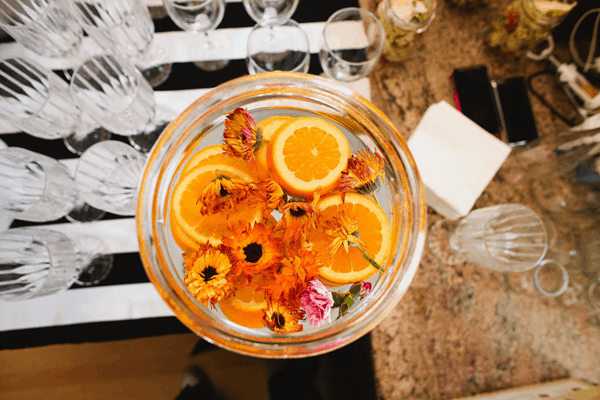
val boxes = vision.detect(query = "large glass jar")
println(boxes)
[376,0,437,62]
[488,0,577,56]
[136,72,427,358]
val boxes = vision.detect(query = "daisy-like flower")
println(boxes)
[221,222,283,284]
[197,173,254,215]
[275,193,320,243]
[256,179,286,218]
[223,107,262,162]
[321,209,383,271]
[263,299,305,333]
[335,148,386,200]
[183,244,234,309]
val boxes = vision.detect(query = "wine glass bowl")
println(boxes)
[243,0,299,26]
[136,72,426,358]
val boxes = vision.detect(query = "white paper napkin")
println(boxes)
[407,101,512,220]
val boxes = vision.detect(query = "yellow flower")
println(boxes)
[221,222,283,284]
[183,245,234,309]
[263,300,305,333]
[196,172,253,215]
[275,194,320,242]
[256,179,286,218]
[223,107,262,162]
[335,148,386,200]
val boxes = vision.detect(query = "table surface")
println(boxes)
[2,0,600,398]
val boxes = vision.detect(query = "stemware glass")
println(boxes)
[246,19,310,74]
[70,54,160,153]
[0,0,83,59]
[0,56,111,155]
[163,0,229,72]
[70,0,172,88]
[74,140,146,216]
[242,0,299,26]
[319,8,385,83]
[0,227,113,301]
[0,147,104,223]
[428,204,548,271]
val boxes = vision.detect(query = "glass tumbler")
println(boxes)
[319,8,385,83]
[429,204,548,272]
[0,0,83,58]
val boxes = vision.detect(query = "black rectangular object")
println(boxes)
[493,77,539,146]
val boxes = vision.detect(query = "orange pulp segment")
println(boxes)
[255,116,294,180]
[219,274,268,329]
[267,116,350,198]
[181,143,258,180]
[309,193,392,284]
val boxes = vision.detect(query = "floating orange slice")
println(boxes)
[267,116,351,198]
[255,116,294,180]
[219,274,268,329]
[170,163,263,246]
[309,193,392,284]
[181,144,257,180]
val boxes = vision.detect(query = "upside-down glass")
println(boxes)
[246,19,310,75]
[74,140,146,216]
[137,72,426,358]
[429,204,548,271]
[319,8,385,83]
[0,0,83,58]
[0,227,113,301]
[70,0,172,88]
[243,0,299,26]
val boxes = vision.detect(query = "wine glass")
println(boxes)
[0,147,104,223]
[0,227,113,301]
[428,204,548,272]
[242,0,299,26]
[74,140,146,216]
[70,0,172,88]
[163,0,230,71]
[70,54,160,153]
[0,56,111,155]
[246,19,310,74]
[319,7,385,83]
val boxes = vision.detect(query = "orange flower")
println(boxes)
[263,299,305,333]
[221,222,283,284]
[335,148,386,200]
[256,178,286,218]
[223,107,262,162]
[196,173,254,215]
[275,194,320,242]
[183,244,234,309]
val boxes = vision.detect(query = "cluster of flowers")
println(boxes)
[181,108,385,333]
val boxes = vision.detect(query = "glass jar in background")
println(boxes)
[376,0,437,62]
[445,0,482,7]
[488,0,577,56]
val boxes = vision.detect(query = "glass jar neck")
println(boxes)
[380,0,435,32]
[520,0,576,28]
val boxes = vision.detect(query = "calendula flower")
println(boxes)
[301,279,334,328]
[221,222,283,284]
[183,244,234,309]
[275,194,320,242]
[256,179,286,218]
[263,299,305,333]
[335,148,385,200]
[223,107,262,162]
[197,173,253,215]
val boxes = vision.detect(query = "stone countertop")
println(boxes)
[358,0,600,398]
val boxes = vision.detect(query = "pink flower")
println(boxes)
[359,281,372,298]
[301,279,334,328]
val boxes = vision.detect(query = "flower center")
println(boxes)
[219,185,229,197]
[243,242,263,263]
[201,266,218,282]
[289,207,306,217]
[273,312,286,329]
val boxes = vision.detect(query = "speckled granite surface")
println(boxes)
[358,0,600,398]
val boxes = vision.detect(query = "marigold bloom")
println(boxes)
[321,209,364,256]
[256,179,286,218]
[221,222,283,284]
[263,300,305,333]
[183,245,234,309]
[275,194,320,242]
[223,107,262,162]
[197,173,253,215]
[336,148,386,200]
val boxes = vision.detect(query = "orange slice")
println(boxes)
[218,274,268,329]
[181,144,257,180]
[255,116,293,180]
[309,193,392,284]
[170,163,263,246]
[170,217,201,253]
[267,116,351,198]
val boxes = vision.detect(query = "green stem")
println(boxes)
[350,242,384,271]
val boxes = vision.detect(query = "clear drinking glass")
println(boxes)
[242,0,299,26]
[0,227,113,301]
[429,204,548,271]
[70,0,172,88]
[74,140,146,216]
[163,0,229,71]
[319,8,385,83]
[533,258,570,297]
[246,19,310,75]
[70,54,158,153]
[0,0,83,58]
